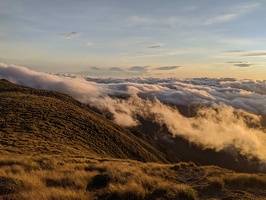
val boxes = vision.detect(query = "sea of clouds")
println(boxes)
[1,63,266,167]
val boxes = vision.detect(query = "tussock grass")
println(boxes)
[0,155,40,172]
[223,173,266,189]
[0,154,199,200]
[0,154,265,199]
[207,177,225,190]
[19,188,91,200]
[108,181,147,199]
[204,165,266,191]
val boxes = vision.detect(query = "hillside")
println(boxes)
[0,79,171,163]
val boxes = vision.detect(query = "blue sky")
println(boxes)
[1,0,266,78]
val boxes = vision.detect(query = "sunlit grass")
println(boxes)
[0,154,265,199]
[0,155,198,199]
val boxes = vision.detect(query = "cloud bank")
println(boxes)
[1,63,266,166]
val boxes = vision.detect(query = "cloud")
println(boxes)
[128,66,149,73]
[127,66,149,75]
[224,50,247,53]
[148,44,162,48]
[213,48,258,59]
[128,16,156,26]
[127,2,260,28]
[226,61,245,63]
[85,41,93,46]
[90,67,101,70]
[234,2,260,14]
[109,67,125,72]
[242,52,266,57]
[225,61,252,67]
[122,49,185,60]
[204,2,260,25]
[91,94,266,165]
[0,63,100,103]
[155,66,180,71]
[1,63,266,166]
[205,13,237,25]
[62,32,79,39]
[75,66,151,77]
[234,63,252,67]
[127,15,192,28]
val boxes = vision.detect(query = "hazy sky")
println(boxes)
[1,0,266,78]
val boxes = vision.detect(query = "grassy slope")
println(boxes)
[0,79,170,163]
[0,154,265,199]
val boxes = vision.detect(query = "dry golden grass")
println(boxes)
[224,173,266,188]
[207,177,225,190]
[0,154,197,200]
[0,154,265,200]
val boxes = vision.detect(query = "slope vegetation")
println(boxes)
[0,154,265,200]
[0,79,170,163]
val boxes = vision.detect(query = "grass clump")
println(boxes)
[224,173,266,189]
[97,161,198,200]
[45,177,79,189]
[106,181,198,200]
[204,165,266,191]
[207,177,225,190]
[19,188,90,200]
[170,184,198,200]
[150,183,198,200]
[107,181,147,200]
[84,163,107,173]
[0,155,40,172]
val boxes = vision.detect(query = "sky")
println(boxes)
[1,0,266,79]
